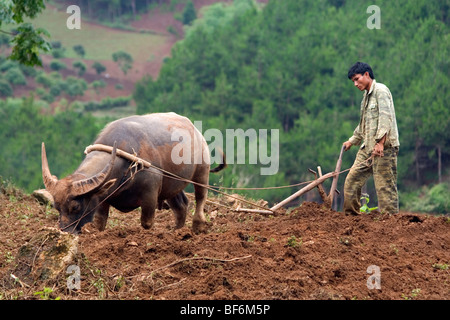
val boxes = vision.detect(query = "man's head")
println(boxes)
[348,62,374,91]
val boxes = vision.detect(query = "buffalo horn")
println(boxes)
[71,141,118,196]
[41,142,58,192]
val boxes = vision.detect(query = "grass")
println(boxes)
[27,6,168,62]
[286,235,302,248]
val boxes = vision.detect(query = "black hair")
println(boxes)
[348,62,375,79]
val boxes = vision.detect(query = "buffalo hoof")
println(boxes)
[175,221,186,229]
[192,220,210,234]
[141,221,155,230]
[92,216,107,231]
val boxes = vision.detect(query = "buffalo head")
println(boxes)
[41,142,118,234]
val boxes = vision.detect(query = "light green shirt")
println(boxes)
[349,79,400,151]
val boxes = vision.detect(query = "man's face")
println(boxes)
[351,72,372,91]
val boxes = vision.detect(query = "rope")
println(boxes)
[85,144,373,191]
[78,144,376,217]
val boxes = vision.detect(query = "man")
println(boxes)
[343,62,400,215]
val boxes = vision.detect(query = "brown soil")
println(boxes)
[0,186,448,300]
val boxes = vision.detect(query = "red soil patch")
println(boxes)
[1,188,448,300]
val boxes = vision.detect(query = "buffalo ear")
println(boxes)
[96,179,117,197]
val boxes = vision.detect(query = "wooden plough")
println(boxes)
[85,143,347,215]
[236,146,346,214]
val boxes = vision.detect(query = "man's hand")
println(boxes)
[343,141,352,151]
[372,142,384,157]
[373,134,386,157]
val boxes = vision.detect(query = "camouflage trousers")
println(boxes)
[343,146,399,215]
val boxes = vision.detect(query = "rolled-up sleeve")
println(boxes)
[375,89,393,142]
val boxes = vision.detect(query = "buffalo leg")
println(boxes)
[192,184,208,233]
[140,197,157,229]
[92,202,110,231]
[167,191,189,229]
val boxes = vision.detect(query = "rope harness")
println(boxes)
[61,144,374,232]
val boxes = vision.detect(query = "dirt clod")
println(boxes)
[1,191,449,300]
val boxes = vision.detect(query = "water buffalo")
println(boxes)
[41,112,226,234]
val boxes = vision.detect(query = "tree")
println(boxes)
[0,79,13,97]
[182,1,197,25]
[50,60,67,71]
[92,61,106,75]
[64,76,87,97]
[133,0,449,204]
[73,45,86,58]
[112,50,133,76]
[0,33,10,53]
[5,66,27,86]
[0,0,51,67]
[72,61,87,76]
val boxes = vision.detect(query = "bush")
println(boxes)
[19,64,38,77]
[83,96,131,111]
[90,80,106,92]
[50,60,67,71]
[49,85,61,97]
[72,61,86,76]
[0,79,13,97]
[35,73,53,88]
[5,67,27,85]
[73,45,86,58]
[403,183,450,214]
[51,41,62,49]
[92,61,106,75]
[0,60,17,72]
[182,1,197,25]
[64,76,87,97]
[52,48,66,59]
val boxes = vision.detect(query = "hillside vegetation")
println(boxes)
[134,0,449,209]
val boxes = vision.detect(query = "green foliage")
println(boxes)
[0,0,448,211]
[83,96,132,112]
[34,287,60,300]
[4,66,27,85]
[64,76,88,97]
[35,72,53,88]
[72,61,87,76]
[402,183,450,214]
[432,263,449,270]
[33,71,88,102]
[9,23,51,67]
[360,194,378,213]
[112,50,133,75]
[0,79,13,97]
[0,96,105,193]
[90,79,107,93]
[49,60,66,71]
[134,0,449,205]
[286,235,302,248]
[73,44,86,58]
[51,47,66,59]
[0,59,17,72]
[182,1,197,25]
[0,0,50,67]
[92,61,106,75]
[0,33,11,48]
